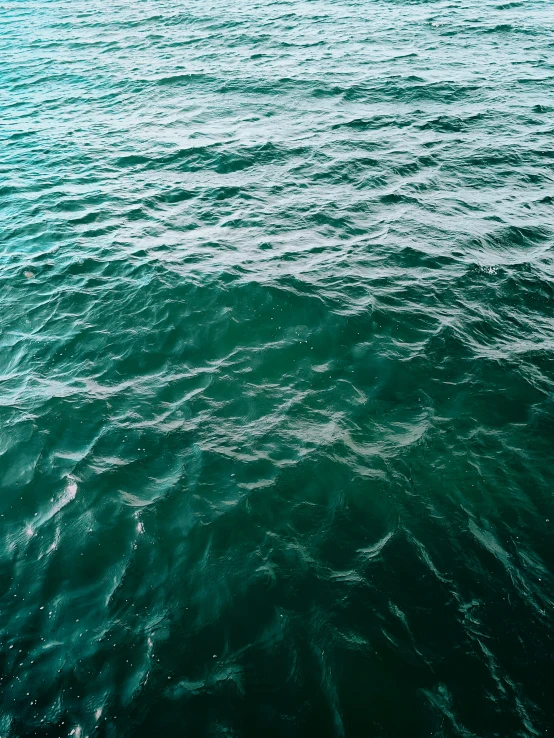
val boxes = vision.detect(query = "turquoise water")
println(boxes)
[2,0,554,735]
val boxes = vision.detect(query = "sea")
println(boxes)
[1,0,554,735]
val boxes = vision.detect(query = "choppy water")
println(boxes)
[2,0,554,735]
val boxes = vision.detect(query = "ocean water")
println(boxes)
[1,0,554,735]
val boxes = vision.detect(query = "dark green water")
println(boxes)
[2,0,554,735]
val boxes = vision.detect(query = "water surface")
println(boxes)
[1,0,554,735]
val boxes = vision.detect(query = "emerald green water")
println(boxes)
[1,0,554,735]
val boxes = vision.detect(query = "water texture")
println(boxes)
[1,0,554,735]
